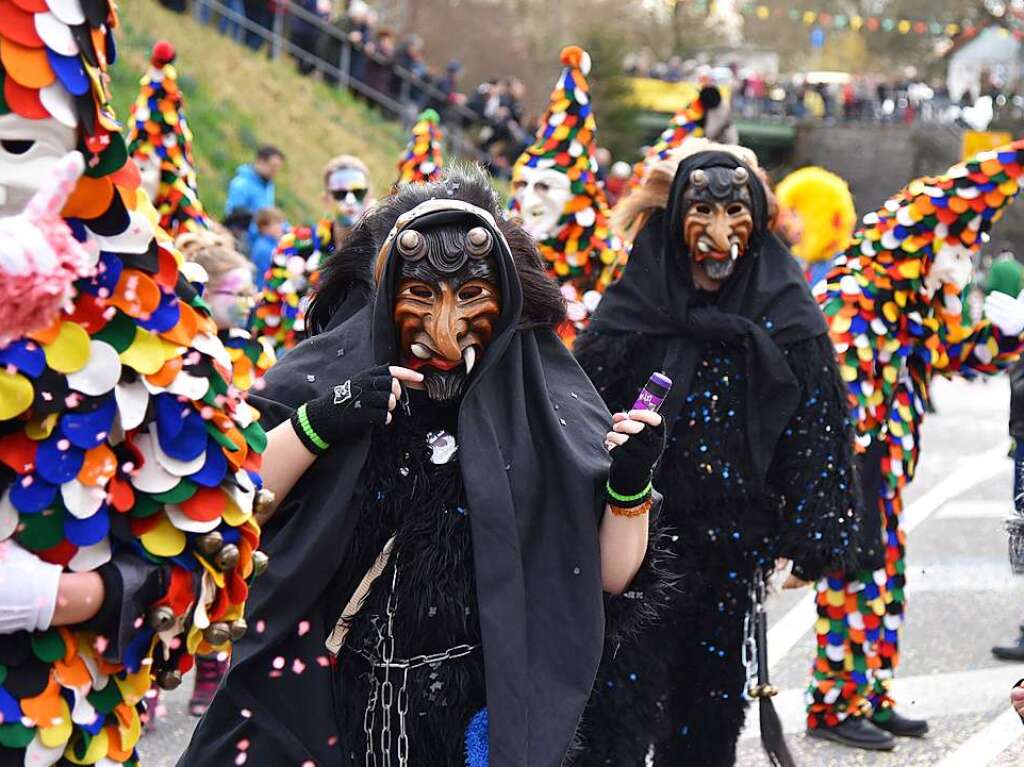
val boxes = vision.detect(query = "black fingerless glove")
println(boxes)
[607,418,666,506]
[81,551,171,662]
[291,365,396,454]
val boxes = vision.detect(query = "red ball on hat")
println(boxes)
[151,40,177,66]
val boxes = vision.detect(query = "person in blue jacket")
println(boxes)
[225,145,285,245]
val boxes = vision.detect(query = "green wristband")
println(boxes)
[606,480,653,505]
[295,403,330,453]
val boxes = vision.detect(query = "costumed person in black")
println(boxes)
[994,360,1024,660]
[178,167,666,766]
[573,142,861,767]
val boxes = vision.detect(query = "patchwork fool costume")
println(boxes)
[396,109,444,185]
[251,219,333,355]
[510,46,625,345]
[180,168,664,767]
[126,41,210,237]
[0,2,266,764]
[575,146,860,766]
[805,140,1024,743]
[627,84,733,190]
[775,166,856,288]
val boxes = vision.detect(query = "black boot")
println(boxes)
[872,709,929,737]
[807,717,895,751]
[993,626,1024,661]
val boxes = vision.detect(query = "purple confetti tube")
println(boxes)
[632,372,673,413]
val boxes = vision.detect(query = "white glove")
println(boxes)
[0,540,62,633]
[984,291,1024,337]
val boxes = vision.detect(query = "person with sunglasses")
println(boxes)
[252,155,376,354]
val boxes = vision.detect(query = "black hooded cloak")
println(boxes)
[574,151,860,766]
[588,151,827,486]
[178,174,613,767]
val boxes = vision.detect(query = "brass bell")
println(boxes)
[156,669,182,690]
[195,531,224,556]
[229,619,248,641]
[204,622,231,646]
[253,488,276,520]
[213,543,240,571]
[146,605,176,632]
[251,550,270,576]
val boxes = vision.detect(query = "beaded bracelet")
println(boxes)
[609,497,653,518]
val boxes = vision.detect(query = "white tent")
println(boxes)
[947,26,1022,102]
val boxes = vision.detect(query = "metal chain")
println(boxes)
[363,674,379,767]
[397,667,410,766]
[741,572,759,702]
[379,557,399,764]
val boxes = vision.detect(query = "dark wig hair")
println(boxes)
[306,164,566,336]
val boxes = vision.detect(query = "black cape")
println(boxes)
[586,150,827,486]
[180,208,612,767]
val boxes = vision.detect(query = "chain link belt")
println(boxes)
[741,566,778,701]
[356,557,479,767]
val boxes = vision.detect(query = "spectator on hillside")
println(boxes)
[428,59,464,113]
[250,207,287,289]
[225,145,285,244]
[365,28,397,98]
[242,0,273,50]
[290,0,330,75]
[392,33,427,102]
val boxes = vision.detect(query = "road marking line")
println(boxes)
[767,442,1010,671]
[938,708,1024,767]
[936,500,1010,520]
[741,663,1024,740]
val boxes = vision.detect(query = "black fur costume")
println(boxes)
[333,391,485,764]
[179,169,618,767]
[574,151,860,766]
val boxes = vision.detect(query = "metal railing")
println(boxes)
[191,0,494,170]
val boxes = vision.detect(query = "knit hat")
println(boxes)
[0,3,266,759]
[397,108,444,184]
[510,45,624,340]
[127,41,210,235]
[775,166,856,264]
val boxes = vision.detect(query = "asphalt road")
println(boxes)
[139,375,1024,767]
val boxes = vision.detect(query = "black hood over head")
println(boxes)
[586,150,827,485]
[181,167,610,767]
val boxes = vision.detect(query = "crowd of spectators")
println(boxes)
[173,0,534,173]
[627,50,1022,129]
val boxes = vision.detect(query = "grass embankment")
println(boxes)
[111,0,407,222]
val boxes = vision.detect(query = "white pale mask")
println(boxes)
[0,114,78,217]
[138,153,163,201]
[512,166,571,241]
[924,243,974,296]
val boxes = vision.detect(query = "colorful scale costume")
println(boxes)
[509,46,625,345]
[250,219,332,355]
[396,108,444,185]
[775,166,857,288]
[126,42,210,237]
[0,2,265,763]
[220,329,276,391]
[806,140,1024,729]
